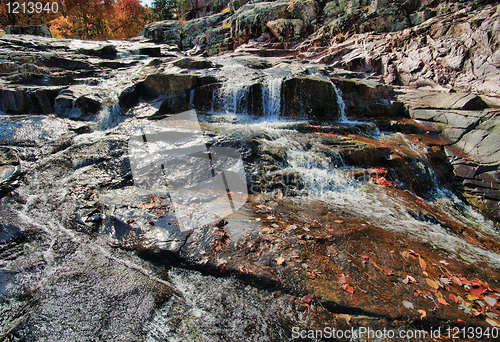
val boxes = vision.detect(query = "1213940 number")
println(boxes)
[6,2,59,14]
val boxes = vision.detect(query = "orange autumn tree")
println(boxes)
[108,0,151,39]
[1,0,151,39]
[62,0,114,39]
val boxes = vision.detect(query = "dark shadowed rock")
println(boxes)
[282,76,339,119]
[0,88,29,114]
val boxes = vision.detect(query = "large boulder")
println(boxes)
[5,25,52,37]
[267,19,304,42]
[181,12,230,49]
[143,20,181,46]
[230,2,289,46]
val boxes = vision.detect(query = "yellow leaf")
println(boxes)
[418,309,427,319]
[426,278,439,289]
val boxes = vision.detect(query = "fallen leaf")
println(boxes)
[403,275,416,284]
[419,256,427,272]
[449,293,460,303]
[401,251,410,258]
[333,220,344,224]
[303,294,315,303]
[426,278,440,289]
[341,283,354,294]
[275,256,285,265]
[440,277,451,285]
[470,286,486,297]
[466,294,480,301]
[126,218,137,224]
[402,300,415,309]
[418,309,427,319]
[383,268,394,276]
[255,218,261,221]
[439,260,450,265]
[452,276,463,286]
[336,274,348,284]
[436,292,449,306]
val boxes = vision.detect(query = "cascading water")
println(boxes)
[262,77,283,119]
[333,83,347,122]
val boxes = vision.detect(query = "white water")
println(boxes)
[333,83,347,122]
[262,77,283,119]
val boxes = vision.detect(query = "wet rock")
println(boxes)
[173,57,214,69]
[0,88,29,114]
[282,76,339,119]
[191,83,222,112]
[0,147,21,195]
[143,20,182,45]
[54,86,102,119]
[78,44,117,59]
[5,25,52,37]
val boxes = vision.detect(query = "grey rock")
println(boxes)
[143,20,182,45]
[5,25,52,37]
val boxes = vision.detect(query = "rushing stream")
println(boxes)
[1,40,500,341]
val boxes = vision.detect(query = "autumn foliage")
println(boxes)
[0,0,153,40]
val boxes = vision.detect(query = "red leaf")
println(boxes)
[303,294,315,303]
[336,274,348,285]
[470,286,486,297]
[341,283,354,294]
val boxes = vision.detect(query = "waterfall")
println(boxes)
[333,83,347,122]
[262,77,283,118]
[220,84,251,115]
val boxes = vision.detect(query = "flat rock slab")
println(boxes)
[399,91,489,110]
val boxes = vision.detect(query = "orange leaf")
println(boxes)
[449,293,460,303]
[437,292,449,306]
[383,268,394,276]
[419,256,427,272]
